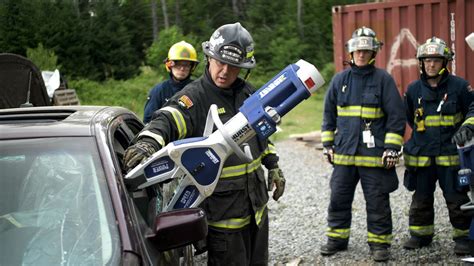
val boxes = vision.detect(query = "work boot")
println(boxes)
[370,245,390,262]
[320,239,348,256]
[454,239,470,256]
[403,236,432,249]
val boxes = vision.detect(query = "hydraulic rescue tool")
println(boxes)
[124,59,325,211]
[457,33,474,256]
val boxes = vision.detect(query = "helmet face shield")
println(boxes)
[416,37,453,60]
[345,26,382,54]
[346,36,380,53]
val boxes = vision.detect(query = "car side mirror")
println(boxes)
[147,208,207,251]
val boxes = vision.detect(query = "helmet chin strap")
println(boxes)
[244,69,251,81]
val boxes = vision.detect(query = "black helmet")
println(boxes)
[416,37,453,61]
[345,26,383,53]
[202,22,256,69]
[416,36,453,78]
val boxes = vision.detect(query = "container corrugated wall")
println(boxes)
[332,0,474,95]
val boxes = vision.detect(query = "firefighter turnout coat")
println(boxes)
[138,68,278,231]
[403,72,473,240]
[322,64,405,172]
[321,64,405,246]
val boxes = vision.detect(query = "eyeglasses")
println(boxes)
[171,61,193,69]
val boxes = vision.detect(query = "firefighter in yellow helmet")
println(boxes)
[403,37,474,255]
[143,41,199,123]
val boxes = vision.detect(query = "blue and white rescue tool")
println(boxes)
[459,139,474,209]
[124,59,325,211]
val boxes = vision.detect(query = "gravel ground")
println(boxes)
[196,138,472,265]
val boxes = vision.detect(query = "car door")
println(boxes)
[106,112,194,265]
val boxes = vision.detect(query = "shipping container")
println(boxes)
[332,0,474,94]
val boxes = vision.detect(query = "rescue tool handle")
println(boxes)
[209,104,253,162]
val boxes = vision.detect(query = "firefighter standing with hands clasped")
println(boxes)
[123,22,285,265]
[320,26,405,262]
[403,36,474,255]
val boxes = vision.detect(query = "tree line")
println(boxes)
[0,0,366,82]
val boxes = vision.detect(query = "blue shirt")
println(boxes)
[143,76,192,123]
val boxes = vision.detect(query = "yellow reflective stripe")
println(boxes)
[322,131,335,142]
[384,132,403,146]
[337,106,361,117]
[463,116,474,126]
[208,216,251,229]
[334,154,384,167]
[138,131,165,147]
[0,214,23,228]
[409,225,434,236]
[255,205,267,226]
[403,154,431,167]
[453,228,469,238]
[161,106,187,139]
[337,106,384,119]
[220,156,262,178]
[425,113,463,127]
[265,143,277,155]
[367,232,393,244]
[326,227,350,239]
[435,155,459,166]
[361,107,384,119]
[217,107,226,114]
[208,205,266,229]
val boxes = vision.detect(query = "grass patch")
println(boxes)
[271,91,325,142]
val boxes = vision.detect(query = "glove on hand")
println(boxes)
[382,149,399,169]
[123,141,158,172]
[452,124,474,146]
[268,168,286,201]
[323,147,334,165]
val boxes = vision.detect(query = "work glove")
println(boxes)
[323,147,334,165]
[267,168,286,201]
[123,140,158,172]
[381,149,400,169]
[452,124,474,146]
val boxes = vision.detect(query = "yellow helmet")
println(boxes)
[165,41,199,72]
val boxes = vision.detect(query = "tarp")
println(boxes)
[0,53,51,109]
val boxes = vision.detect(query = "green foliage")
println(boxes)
[72,67,163,119]
[26,43,59,71]
[1,0,369,139]
[146,26,200,70]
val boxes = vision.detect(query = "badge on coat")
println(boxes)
[178,95,194,109]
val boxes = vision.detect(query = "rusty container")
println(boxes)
[332,0,474,93]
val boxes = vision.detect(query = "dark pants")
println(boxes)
[408,164,471,238]
[207,213,268,266]
[327,165,397,246]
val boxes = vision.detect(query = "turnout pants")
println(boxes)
[327,165,397,247]
[207,212,268,266]
[406,164,471,240]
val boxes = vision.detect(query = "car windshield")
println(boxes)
[0,137,120,265]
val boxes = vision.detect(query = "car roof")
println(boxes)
[0,105,133,139]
